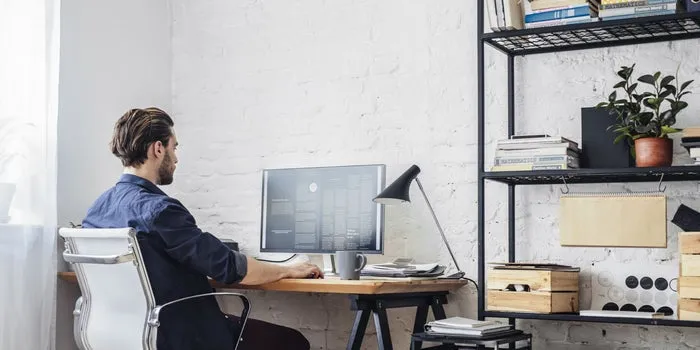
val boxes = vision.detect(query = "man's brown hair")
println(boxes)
[110,107,174,167]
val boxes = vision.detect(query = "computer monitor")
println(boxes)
[260,164,385,254]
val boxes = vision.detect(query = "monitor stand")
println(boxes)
[322,254,338,276]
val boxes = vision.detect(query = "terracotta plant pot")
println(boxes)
[634,137,673,167]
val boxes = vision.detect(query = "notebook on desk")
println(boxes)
[361,264,446,278]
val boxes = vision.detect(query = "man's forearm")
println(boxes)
[239,257,290,285]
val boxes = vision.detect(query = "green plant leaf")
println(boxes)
[596,101,608,108]
[661,125,681,134]
[679,91,692,98]
[660,75,675,87]
[674,100,689,111]
[609,91,617,102]
[643,98,658,109]
[614,133,627,144]
[638,74,656,85]
[659,89,673,99]
[627,83,638,94]
[681,80,694,92]
[665,85,677,95]
[654,71,661,81]
[613,81,626,89]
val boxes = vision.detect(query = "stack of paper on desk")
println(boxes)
[361,262,445,277]
[424,317,512,337]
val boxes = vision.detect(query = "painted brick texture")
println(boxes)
[170,0,700,348]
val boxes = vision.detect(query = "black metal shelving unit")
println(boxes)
[476,1,700,327]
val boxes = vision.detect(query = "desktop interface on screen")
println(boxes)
[260,164,385,254]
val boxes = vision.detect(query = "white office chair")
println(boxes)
[59,227,250,350]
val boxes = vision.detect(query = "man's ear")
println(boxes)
[152,140,164,159]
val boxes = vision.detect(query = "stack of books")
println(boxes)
[424,317,513,338]
[522,0,600,28]
[681,127,700,165]
[486,0,525,31]
[491,135,580,172]
[598,0,677,20]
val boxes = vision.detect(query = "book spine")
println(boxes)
[494,155,579,166]
[524,5,591,22]
[491,163,576,171]
[599,3,676,17]
[601,8,675,19]
[524,17,595,28]
[495,148,575,157]
[599,0,675,10]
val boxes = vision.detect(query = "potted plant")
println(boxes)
[597,64,693,167]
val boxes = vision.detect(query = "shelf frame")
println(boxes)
[483,311,700,328]
[475,0,700,329]
[483,12,700,56]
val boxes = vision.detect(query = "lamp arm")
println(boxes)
[415,178,462,273]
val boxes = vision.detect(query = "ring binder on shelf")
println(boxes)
[559,191,667,248]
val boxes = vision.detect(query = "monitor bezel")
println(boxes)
[259,163,386,254]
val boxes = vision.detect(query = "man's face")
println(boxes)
[158,134,178,185]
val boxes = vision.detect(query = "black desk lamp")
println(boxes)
[373,165,465,279]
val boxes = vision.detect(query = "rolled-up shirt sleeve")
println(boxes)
[151,199,248,284]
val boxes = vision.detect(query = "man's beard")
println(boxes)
[158,151,175,185]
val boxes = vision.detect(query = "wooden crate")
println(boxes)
[487,269,579,292]
[679,276,700,299]
[487,290,579,313]
[486,268,579,313]
[680,232,700,254]
[679,298,700,321]
[681,254,700,277]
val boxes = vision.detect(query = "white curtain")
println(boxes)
[0,0,60,349]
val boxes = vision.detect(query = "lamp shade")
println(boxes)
[373,165,421,205]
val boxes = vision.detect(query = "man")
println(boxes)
[82,107,322,350]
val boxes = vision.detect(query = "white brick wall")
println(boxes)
[170,0,700,348]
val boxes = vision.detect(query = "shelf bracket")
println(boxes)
[658,173,666,192]
[560,176,570,195]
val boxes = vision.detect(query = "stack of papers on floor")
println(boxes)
[425,317,512,337]
[361,262,445,278]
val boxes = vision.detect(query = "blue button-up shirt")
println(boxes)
[83,174,248,350]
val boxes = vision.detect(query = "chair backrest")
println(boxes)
[59,227,155,350]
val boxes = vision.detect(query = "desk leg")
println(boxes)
[373,307,393,350]
[411,304,429,350]
[430,296,447,320]
[347,309,370,350]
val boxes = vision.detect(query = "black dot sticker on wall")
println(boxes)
[657,306,674,316]
[603,302,619,311]
[640,277,654,290]
[655,278,668,291]
[639,305,655,312]
[620,304,637,312]
[625,276,639,289]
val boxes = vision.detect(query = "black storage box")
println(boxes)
[580,107,634,168]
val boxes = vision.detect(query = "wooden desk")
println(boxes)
[59,272,467,350]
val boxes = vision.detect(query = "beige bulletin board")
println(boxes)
[559,193,667,248]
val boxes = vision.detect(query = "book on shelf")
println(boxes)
[599,0,677,10]
[521,0,600,28]
[599,1,677,19]
[486,0,524,31]
[529,0,600,11]
[497,135,580,150]
[424,317,513,337]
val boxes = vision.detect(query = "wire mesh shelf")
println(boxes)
[483,12,700,56]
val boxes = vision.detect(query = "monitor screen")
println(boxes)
[260,164,385,254]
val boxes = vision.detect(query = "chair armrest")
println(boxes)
[148,292,251,327]
[63,249,135,264]
[73,296,88,350]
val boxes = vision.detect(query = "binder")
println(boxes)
[559,192,667,248]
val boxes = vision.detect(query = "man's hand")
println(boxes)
[286,262,324,279]
[240,257,323,285]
